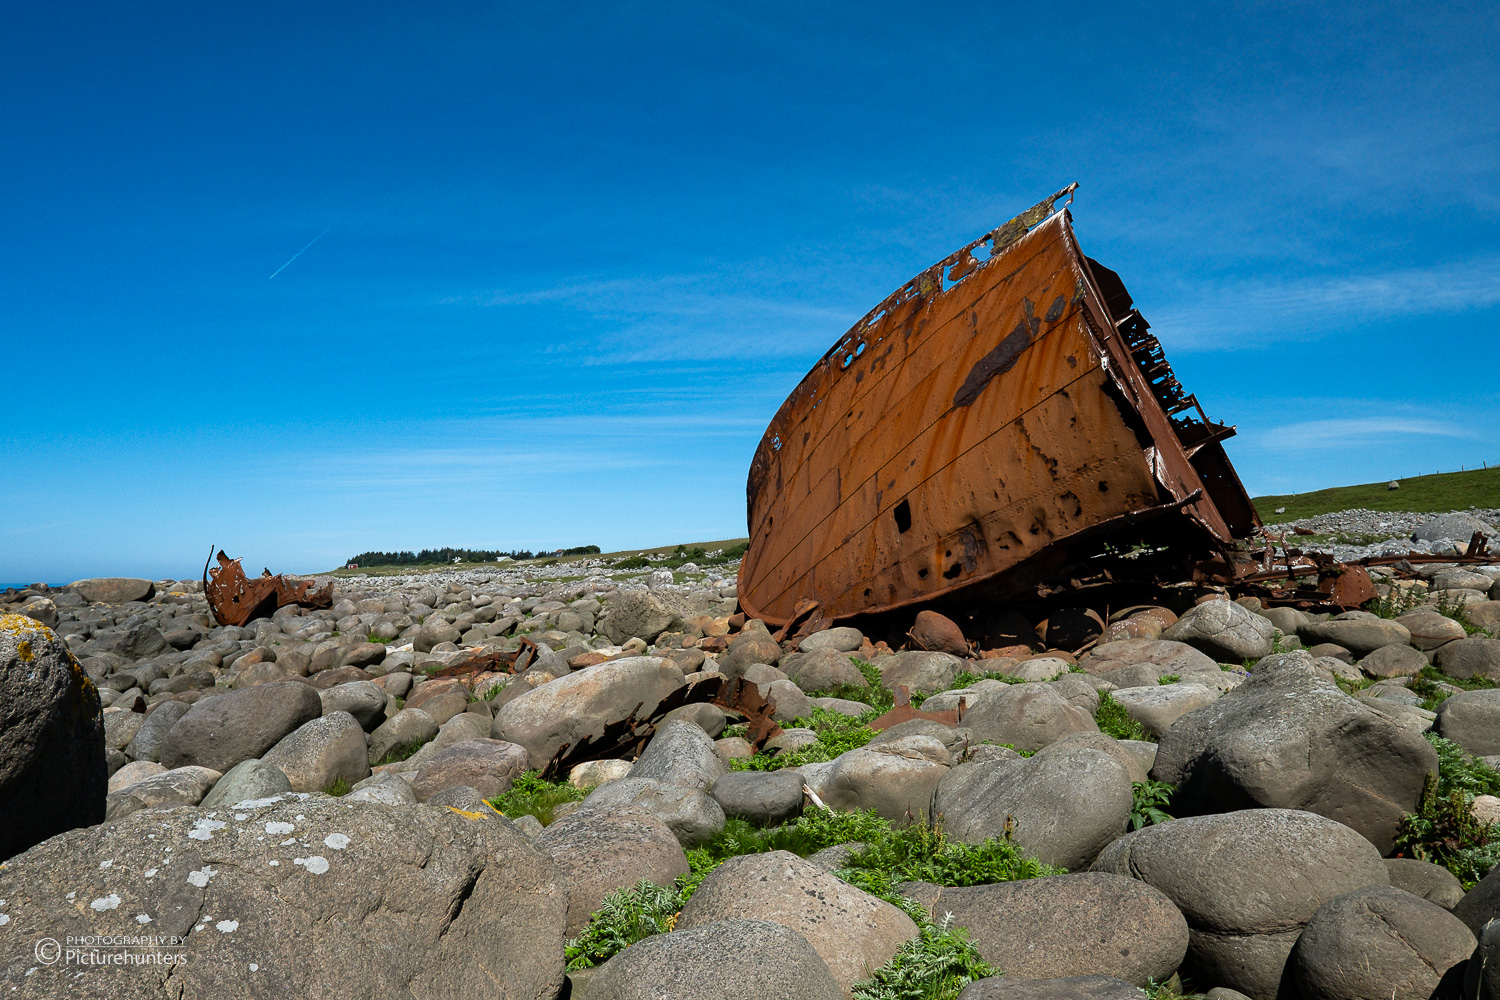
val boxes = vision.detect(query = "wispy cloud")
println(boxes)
[1151,255,1500,350]
[1238,416,1482,452]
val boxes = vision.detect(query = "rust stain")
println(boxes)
[738,184,1262,625]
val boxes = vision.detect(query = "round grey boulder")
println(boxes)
[1357,642,1428,679]
[710,770,805,825]
[799,627,864,653]
[906,872,1188,986]
[676,851,918,993]
[1437,688,1500,755]
[407,738,528,801]
[1161,599,1274,661]
[123,700,192,762]
[960,681,1099,751]
[580,776,724,846]
[600,590,679,645]
[1298,612,1412,657]
[585,918,841,1000]
[957,976,1149,1000]
[199,757,294,808]
[1384,857,1465,909]
[628,718,727,791]
[535,804,690,936]
[368,706,439,764]
[1091,809,1389,998]
[1435,636,1500,681]
[160,680,323,773]
[935,746,1132,869]
[0,614,106,860]
[260,711,372,792]
[104,764,221,822]
[1413,513,1497,543]
[785,648,869,691]
[877,650,961,694]
[1292,884,1475,1000]
[0,795,567,998]
[68,577,155,603]
[319,680,388,730]
[1079,638,1218,678]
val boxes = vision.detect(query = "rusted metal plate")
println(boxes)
[739,186,1260,625]
[203,549,334,627]
[867,684,965,732]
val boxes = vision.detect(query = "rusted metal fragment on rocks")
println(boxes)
[203,549,334,627]
[868,684,964,732]
[738,184,1260,626]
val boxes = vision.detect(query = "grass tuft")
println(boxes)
[487,769,587,826]
[1094,691,1150,741]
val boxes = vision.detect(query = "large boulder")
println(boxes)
[799,627,864,653]
[1398,610,1468,651]
[1108,683,1217,737]
[1437,689,1500,755]
[676,850,918,993]
[491,656,685,766]
[784,648,869,691]
[199,758,293,808]
[934,745,1133,869]
[904,872,1188,986]
[1384,857,1465,909]
[91,623,170,660]
[535,804,689,936]
[0,615,106,860]
[0,796,567,998]
[1078,638,1218,678]
[628,719,726,791]
[68,577,155,604]
[709,770,805,825]
[959,682,1098,751]
[407,738,528,801]
[957,977,1148,1000]
[580,776,725,846]
[600,591,679,644]
[1435,636,1500,681]
[160,681,323,773]
[260,712,372,792]
[803,735,951,823]
[319,680,388,730]
[1413,512,1497,543]
[1092,809,1389,999]
[1291,884,1474,1000]
[368,706,439,764]
[1357,642,1428,679]
[103,764,220,822]
[123,700,192,763]
[1297,612,1411,657]
[584,918,842,1000]
[908,610,969,656]
[1161,599,1274,661]
[877,650,961,694]
[1151,651,1437,852]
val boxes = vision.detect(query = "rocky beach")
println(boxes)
[3,513,1500,1000]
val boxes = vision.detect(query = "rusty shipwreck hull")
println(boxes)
[738,185,1261,627]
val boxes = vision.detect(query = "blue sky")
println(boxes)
[3,2,1498,583]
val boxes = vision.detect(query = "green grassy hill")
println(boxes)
[1254,467,1500,522]
[321,537,749,578]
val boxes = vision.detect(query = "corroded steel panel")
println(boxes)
[739,188,1258,625]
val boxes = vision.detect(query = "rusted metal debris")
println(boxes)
[868,684,965,732]
[739,184,1261,626]
[534,671,784,780]
[203,548,334,627]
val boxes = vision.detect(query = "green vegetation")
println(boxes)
[564,880,682,971]
[1144,975,1207,1000]
[851,917,993,1000]
[731,706,881,771]
[371,734,434,767]
[488,770,588,826]
[801,658,895,712]
[1253,466,1500,522]
[610,542,749,571]
[1131,780,1175,830]
[1410,666,1498,712]
[563,807,1062,981]
[1095,691,1150,741]
[952,669,1027,688]
[1392,733,1500,887]
[322,776,352,797]
[346,546,541,566]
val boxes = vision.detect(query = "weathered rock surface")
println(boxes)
[584,918,842,1000]
[199,757,293,808]
[676,850,918,993]
[1092,809,1389,998]
[935,746,1133,869]
[710,770,805,825]
[407,738,528,801]
[960,681,1099,751]
[0,796,568,999]
[1079,638,1218,678]
[876,650,961,694]
[580,776,725,846]
[68,577,155,604]
[1298,612,1411,656]
[1151,651,1437,852]
[104,764,221,821]
[1161,599,1274,661]
[535,804,689,936]
[599,591,678,645]
[1384,857,1465,909]
[1109,683,1217,737]
[629,718,727,791]
[261,711,371,792]
[905,872,1188,986]
[0,615,106,860]
[491,656,685,766]
[1437,688,1500,755]
[1292,884,1474,1000]
[160,681,323,773]
[957,976,1148,1000]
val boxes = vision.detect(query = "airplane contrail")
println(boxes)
[268,218,340,279]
